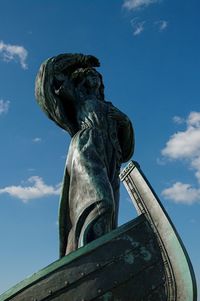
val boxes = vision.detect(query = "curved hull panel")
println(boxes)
[0,215,166,301]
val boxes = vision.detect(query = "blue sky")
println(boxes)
[0,0,199,296]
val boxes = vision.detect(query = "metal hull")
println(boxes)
[0,214,166,301]
[0,161,197,301]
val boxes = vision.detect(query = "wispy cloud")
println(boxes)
[0,176,61,203]
[123,0,160,11]
[28,168,36,172]
[124,2,167,36]
[131,19,146,35]
[172,115,185,125]
[159,20,168,31]
[0,99,10,115]
[155,20,168,31]
[32,137,42,143]
[161,111,200,204]
[0,40,28,69]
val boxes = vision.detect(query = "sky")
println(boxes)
[0,0,199,297]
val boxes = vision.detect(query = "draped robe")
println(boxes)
[35,54,134,258]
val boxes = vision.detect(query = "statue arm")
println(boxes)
[118,117,134,162]
[35,54,100,136]
[52,53,101,133]
[108,104,135,162]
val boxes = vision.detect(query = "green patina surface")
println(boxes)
[0,215,144,301]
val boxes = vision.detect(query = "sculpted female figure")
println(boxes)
[35,54,134,257]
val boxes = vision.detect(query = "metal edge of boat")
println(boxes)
[119,160,197,301]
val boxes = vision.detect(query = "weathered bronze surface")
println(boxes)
[0,214,167,301]
[35,54,134,258]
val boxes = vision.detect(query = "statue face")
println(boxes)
[85,71,101,90]
[71,68,104,99]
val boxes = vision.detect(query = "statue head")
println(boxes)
[71,67,105,100]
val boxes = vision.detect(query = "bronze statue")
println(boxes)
[35,54,134,257]
[0,54,196,301]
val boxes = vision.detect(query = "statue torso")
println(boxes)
[76,98,111,131]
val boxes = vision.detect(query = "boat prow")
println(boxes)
[120,161,197,301]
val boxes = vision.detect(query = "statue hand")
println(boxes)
[55,78,75,102]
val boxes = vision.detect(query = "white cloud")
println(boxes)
[131,19,145,36]
[162,112,200,159]
[162,182,200,205]
[187,111,200,127]
[0,176,61,203]
[162,127,200,159]
[123,0,160,11]
[161,111,200,204]
[0,40,28,69]
[191,156,200,183]
[0,99,10,115]
[33,137,42,143]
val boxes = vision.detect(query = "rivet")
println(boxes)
[64,280,69,286]
[81,272,85,276]
[96,263,100,268]
[49,290,52,295]
[98,289,102,294]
